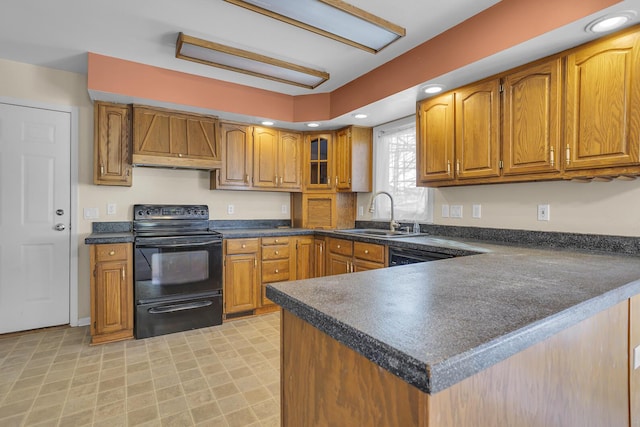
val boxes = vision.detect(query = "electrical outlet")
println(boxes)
[537,204,550,221]
[281,204,288,214]
[107,203,116,215]
[472,204,481,219]
[227,204,234,215]
[450,205,463,218]
[358,206,364,217]
[441,204,450,218]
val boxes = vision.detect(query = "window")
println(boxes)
[372,116,432,222]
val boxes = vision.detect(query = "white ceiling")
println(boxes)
[1,0,640,130]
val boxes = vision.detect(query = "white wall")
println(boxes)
[0,58,290,320]
[358,179,640,236]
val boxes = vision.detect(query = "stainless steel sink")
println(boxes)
[333,228,422,238]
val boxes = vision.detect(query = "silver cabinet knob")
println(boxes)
[54,223,66,231]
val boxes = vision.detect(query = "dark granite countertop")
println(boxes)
[266,237,640,394]
[84,232,134,244]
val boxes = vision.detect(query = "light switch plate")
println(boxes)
[107,203,116,215]
[537,204,550,221]
[83,207,99,220]
[472,204,481,218]
[441,204,450,218]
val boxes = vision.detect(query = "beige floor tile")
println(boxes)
[0,312,282,426]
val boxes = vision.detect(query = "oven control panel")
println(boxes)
[134,204,209,220]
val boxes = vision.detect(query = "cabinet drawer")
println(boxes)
[262,245,290,260]
[262,259,290,283]
[94,244,129,262]
[226,238,260,254]
[354,242,385,264]
[328,238,353,257]
[262,236,290,246]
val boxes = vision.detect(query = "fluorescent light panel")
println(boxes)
[224,0,406,54]
[176,33,329,89]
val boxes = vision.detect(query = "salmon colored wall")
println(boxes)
[87,0,619,122]
[330,0,620,116]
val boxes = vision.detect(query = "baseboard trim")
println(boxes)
[76,317,91,327]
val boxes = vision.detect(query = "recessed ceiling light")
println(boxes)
[422,84,444,94]
[307,123,320,128]
[261,121,274,126]
[352,113,367,119]
[586,11,636,33]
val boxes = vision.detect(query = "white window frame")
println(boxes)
[372,115,433,223]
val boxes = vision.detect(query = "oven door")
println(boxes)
[134,235,222,304]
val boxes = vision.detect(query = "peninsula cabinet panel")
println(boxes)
[89,243,133,345]
[565,30,640,172]
[93,101,132,186]
[417,93,455,184]
[212,122,253,189]
[455,79,501,180]
[630,294,640,426]
[281,299,632,427]
[132,106,220,169]
[502,58,563,176]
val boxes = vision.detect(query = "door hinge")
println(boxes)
[93,321,96,329]
[499,160,504,169]
[499,83,504,93]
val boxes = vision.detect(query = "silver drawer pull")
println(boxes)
[148,300,212,314]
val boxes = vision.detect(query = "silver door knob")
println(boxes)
[54,223,66,231]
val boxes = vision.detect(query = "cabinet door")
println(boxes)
[455,80,501,180]
[353,259,385,272]
[253,127,279,188]
[314,239,326,278]
[349,126,373,192]
[305,134,332,190]
[327,252,351,276]
[133,106,171,156]
[335,128,351,191]
[295,236,315,280]
[279,131,303,190]
[93,259,132,337]
[503,59,562,176]
[184,116,219,161]
[216,122,253,188]
[565,31,640,170]
[94,102,132,186]
[224,254,258,313]
[417,93,455,183]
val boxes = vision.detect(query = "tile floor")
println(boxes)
[0,312,281,426]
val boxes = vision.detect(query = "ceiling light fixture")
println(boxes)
[224,0,406,54]
[307,123,320,128]
[586,11,636,33]
[352,113,367,119]
[422,84,444,94]
[176,33,329,89]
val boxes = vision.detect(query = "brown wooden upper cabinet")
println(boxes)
[564,30,640,173]
[305,133,333,191]
[502,58,563,177]
[418,25,640,187]
[253,127,302,191]
[93,101,132,186]
[132,105,221,170]
[455,79,501,181]
[334,126,373,192]
[212,123,302,191]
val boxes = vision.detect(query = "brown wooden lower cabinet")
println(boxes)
[326,237,386,275]
[313,238,326,278]
[224,238,260,315]
[89,243,133,345]
[281,299,633,426]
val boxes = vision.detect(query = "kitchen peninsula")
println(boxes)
[267,237,640,426]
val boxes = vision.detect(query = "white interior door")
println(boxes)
[0,102,71,334]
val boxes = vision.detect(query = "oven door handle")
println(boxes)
[148,300,213,314]
[135,241,221,249]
